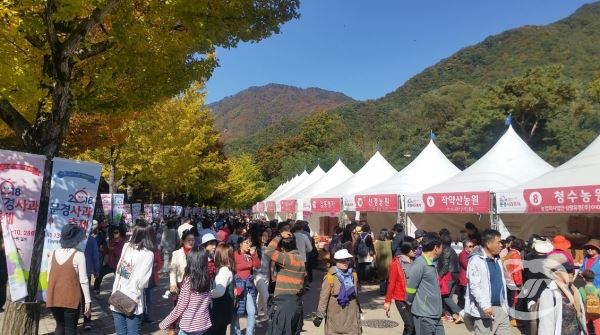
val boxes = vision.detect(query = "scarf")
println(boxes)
[183,246,192,256]
[335,267,355,308]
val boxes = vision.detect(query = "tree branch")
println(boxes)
[76,39,115,60]
[0,98,32,139]
[61,0,119,58]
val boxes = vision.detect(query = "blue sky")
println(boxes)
[205,0,595,103]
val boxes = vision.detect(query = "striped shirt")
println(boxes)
[159,276,212,332]
[265,236,306,296]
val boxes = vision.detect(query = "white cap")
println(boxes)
[201,233,217,245]
[333,249,353,260]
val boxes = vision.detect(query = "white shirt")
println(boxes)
[110,243,154,315]
[47,248,91,303]
[211,266,233,299]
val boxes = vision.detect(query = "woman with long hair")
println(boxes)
[170,229,196,294]
[160,247,212,335]
[231,235,260,335]
[110,221,155,335]
[253,228,271,321]
[46,224,91,335]
[375,228,393,295]
[209,244,236,335]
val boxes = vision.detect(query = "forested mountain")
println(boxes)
[232,2,600,189]
[209,84,354,143]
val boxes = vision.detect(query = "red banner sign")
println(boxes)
[422,191,490,213]
[354,194,398,212]
[524,185,600,213]
[280,200,297,212]
[266,201,275,212]
[311,198,341,212]
[257,202,265,212]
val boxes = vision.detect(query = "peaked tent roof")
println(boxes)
[503,133,600,191]
[317,151,397,198]
[265,175,298,201]
[290,159,354,201]
[418,126,553,194]
[360,140,460,195]
[276,165,326,202]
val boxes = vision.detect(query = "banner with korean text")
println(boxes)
[122,204,132,226]
[112,194,125,224]
[100,194,112,223]
[144,204,153,221]
[40,157,101,300]
[311,198,342,212]
[131,203,142,223]
[497,185,600,213]
[0,149,46,301]
[405,192,490,213]
[280,200,297,212]
[354,194,398,212]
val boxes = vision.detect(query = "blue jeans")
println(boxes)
[178,330,205,335]
[112,311,142,335]
[231,292,256,335]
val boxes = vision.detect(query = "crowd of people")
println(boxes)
[38,214,600,335]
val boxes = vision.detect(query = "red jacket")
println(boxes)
[152,249,163,287]
[385,256,407,303]
[458,250,469,287]
[107,238,125,269]
[505,249,523,287]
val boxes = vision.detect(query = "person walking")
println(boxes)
[209,244,235,335]
[384,236,417,335]
[94,226,125,294]
[159,220,179,273]
[406,233,444,335]
[264,231,306,335]
[437,231,462,323]
[354,224,375,283]
[458,239,476,309]
[464,229,509,335]
[83,233,100,330]
[503,238,524,327]
[159,247,212,335]
[254,229,271,321]
[170,229,196,295]
[578,270,600,334]
[375,229,393,295]
[231,235,260,335]
[143,247,163,323]
[390,224,406,257]
[538,253,586,335]
[110,222,155,335]
[46,224,91,335]
[316,249,361,335]
[580,239,600,289]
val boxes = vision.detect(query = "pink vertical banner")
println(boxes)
[0,149,46,301]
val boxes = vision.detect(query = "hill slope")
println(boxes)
[209,84,354,143]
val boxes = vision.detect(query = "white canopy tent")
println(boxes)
[314,151,398,211]
[274,165,326,219]
[496,133,600,239]
[406,126,553,237]
[357,140,461,235]
[287,159,353,230]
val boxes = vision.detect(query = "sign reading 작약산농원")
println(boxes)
[40,157,101,300]
[0,149,46,301]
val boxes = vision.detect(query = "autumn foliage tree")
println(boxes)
[0,0,299,332]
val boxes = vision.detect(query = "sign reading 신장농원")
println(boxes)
[354,194,398,212]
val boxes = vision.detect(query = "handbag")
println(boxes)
[109,246,138,316]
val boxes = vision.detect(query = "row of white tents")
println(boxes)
[253,125,600,239]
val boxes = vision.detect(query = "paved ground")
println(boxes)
[8,267,524,334]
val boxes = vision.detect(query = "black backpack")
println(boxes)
[356,233,370,257]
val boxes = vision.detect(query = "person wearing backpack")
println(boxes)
[316,249,362,335]
[578,270,600,334]
[354,224,375,283]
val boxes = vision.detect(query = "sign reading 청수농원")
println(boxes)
[354,194,398,212]
[40,157,101,301]
[0,149,46,301]
[311,198,341,212]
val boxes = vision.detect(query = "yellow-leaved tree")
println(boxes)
[225,154,268,209]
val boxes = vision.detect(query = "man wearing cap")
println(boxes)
[581,239,600,289]
[265,231,305,335]
[316,249,361,334]
[414,229,426,258]
[464,229,509,335]
[549,235,574,267]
